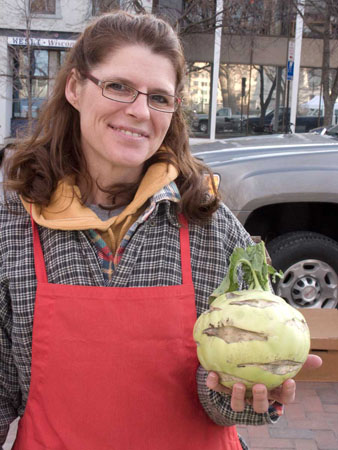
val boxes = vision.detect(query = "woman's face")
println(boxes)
[65,44,176,183]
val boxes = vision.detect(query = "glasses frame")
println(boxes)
[84,73,181,113]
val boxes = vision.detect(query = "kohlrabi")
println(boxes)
[193,242,310,393]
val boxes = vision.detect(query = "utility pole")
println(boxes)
[290,0,305,133]
[209,0,223,140]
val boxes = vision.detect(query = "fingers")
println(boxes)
[206,372,232,395]
[271,378,296,404]
[205,373,248,410]
[282,378,296,403]
[251,384,269,413]
[303,354,322,370]
[206,373,270,413]
[230,383,247,411]
[231,383,271,413]
[206,372,297,414]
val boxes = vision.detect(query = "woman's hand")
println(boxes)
[206,354,322,414]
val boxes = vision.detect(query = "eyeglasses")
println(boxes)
[84,73,181,113]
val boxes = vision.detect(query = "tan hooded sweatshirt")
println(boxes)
[21,162,178,254]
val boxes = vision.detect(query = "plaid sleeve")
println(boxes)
[0,262,20,445]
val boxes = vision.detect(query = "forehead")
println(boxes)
[95,44,177,91]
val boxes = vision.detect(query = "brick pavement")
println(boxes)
[238,381,338,450]
[3,382,338,449]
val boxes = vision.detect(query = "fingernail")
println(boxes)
[286,379,296,389]
[208,372,218,380]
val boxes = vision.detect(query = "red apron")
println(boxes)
[13,216,242,450]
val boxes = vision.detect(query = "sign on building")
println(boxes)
[8,37,76,48]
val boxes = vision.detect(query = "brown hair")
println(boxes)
[5,10,220,222]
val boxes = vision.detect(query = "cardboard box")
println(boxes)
[294,309,338,382]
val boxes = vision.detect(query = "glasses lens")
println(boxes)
[101,80,179,112]
[103,82,136,101]
[149,94,177,112]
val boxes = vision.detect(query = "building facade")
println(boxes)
[1,0,338,145]
[0,0,155,145]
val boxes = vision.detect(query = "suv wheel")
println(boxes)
[198,122,208,133]
[267,231,338,309]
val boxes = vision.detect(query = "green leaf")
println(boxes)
[209,247,246,304]
[209,241,283,302]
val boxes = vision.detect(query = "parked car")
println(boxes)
[243,107,324,133]
[192,126,338,309]
[242,110,275,132]
[265,112,324,133]
[191,107,239,133]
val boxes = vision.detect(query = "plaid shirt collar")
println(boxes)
[140,180,181,222]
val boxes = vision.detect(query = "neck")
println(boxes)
[80,166,143,206]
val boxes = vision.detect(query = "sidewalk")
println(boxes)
[238,381,338,450]
[4,382,338,449]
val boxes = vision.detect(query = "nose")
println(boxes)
[124,92,151,120]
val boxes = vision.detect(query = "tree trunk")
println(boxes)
[257,65,277,127]
[219,68,228,107]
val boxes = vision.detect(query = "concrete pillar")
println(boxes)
[210,0,223,140]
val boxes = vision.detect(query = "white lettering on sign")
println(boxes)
[8,36,75,48]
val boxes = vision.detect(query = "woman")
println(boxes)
[0,10,320,450]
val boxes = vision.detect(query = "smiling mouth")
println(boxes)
[109,125,148,138]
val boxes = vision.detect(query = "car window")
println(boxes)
[218,109,230,117]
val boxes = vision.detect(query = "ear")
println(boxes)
[65,69,82,110]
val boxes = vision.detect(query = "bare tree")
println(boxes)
[253,65,277,127]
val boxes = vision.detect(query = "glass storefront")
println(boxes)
[10,47,68,137]
[12,48,67,121]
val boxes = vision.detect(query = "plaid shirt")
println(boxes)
[0,190,280,448]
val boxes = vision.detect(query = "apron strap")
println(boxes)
[178,214,193,286]
[30,205,48,284]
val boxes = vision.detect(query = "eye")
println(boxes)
[150,94,170,105]
[105,82,128,92]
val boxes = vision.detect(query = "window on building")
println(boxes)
[12,49,50,119]
[92,0,120,15]
[59,50,67,67]
[30,0,56,14]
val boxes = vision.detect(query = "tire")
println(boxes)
[266,231,338,309]
[198,121,208,133]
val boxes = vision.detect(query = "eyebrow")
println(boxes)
[103,76,175,96]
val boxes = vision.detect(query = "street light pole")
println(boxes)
[290,0,305,133]
[209,0,223,140]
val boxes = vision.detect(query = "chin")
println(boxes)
[119,153,153,167]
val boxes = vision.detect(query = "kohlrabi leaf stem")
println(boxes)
[208,241,283,304]
[236,258,262,291]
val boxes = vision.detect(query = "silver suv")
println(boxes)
[193,127,338,309]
